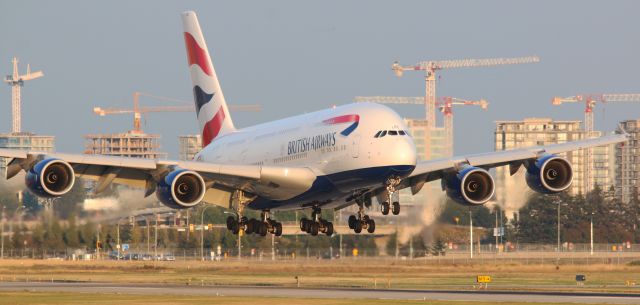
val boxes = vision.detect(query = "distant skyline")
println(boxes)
[1,1,639,158]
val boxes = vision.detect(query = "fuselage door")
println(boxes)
[351,134,361,158]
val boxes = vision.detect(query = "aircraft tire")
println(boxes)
[325,222,334,236]
[348,215,357,229]
[353,221,362,234]
[392,202,400,215]
[309,222,319,236]
[274,222,283,236]
[367,219,376,233]
[381,202,390,215]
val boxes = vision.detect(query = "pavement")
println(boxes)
[1,282,640,304]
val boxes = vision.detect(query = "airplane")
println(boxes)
[0,11,628,238]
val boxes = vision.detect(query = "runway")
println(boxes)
[1,282,639,304]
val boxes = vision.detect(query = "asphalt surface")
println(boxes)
[1,282,639,304]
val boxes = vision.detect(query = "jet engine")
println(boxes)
[25,158,76,197]
[156,169,206,209]
[526,154,573,194]
[443,166,495,205]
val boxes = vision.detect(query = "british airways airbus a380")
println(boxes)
[0,12,628,237]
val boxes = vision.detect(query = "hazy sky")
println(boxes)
[1,1,639,158]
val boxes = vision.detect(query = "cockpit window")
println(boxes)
[379,130,387,137]
[398,130,406,136]
[374,131,382,138]
[388,130,398,136]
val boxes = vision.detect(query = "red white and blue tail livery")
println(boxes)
[0,11,628,237]
[182,11,235,147]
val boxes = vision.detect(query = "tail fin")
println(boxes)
[181,11,235,147]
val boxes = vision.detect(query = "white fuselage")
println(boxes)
[195,102,418,210]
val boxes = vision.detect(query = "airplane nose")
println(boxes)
[394,138,417,166]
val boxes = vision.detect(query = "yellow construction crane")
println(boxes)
[552,93,640,192]
[94,92,261,134]
[353,96,488,157]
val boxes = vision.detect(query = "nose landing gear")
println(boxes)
[381,177,401,216]
[300,208,334,236]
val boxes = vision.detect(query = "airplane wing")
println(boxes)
[0,150,316,209]
[367,133,628,202]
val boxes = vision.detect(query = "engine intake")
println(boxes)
[526,154,573,194]
[156,169,206,209]
[25,158,75,197]
[443,166,495,206]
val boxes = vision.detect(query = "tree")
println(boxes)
[517,193,563,243]
[431,238,446,256]
[64,214,80,248]
[43,219,66,252]
[438,199,493,227]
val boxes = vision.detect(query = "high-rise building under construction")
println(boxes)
[615,119,640,203]
[84,132,167,159]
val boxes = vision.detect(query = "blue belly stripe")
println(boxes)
[247,164,415,210]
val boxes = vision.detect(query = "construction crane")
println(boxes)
[551,93,640,193]
[391,56,539,129]
[438,97,489,156]
[353,96,488,157]
[4,57,44,133]
[94,91,261,133]
[552,94,640,134]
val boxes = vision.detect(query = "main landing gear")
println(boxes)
[226,211,283,237]
[380,177,401,216]
[223,191,282,237]
[300,208,334,236]
[348,202,376,234]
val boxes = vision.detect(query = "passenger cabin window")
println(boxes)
[388,130,398,136]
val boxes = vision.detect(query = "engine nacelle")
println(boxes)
[156,169,206,209]
[25,158,75,198]
[526,154,573,194]
[443,166,495,206]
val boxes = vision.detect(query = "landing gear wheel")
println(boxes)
[258,222,268,236]
[245,218,256,234]
[226,216,235,230]
[300,217,309,232]
[392,202,400,215]
[309,222,319,236]
[381,202,390,215]
[353,220,362,234]
[348,215,357,229]
[367,219,376,233]
[230,221,239,234]
[303,219,312,232]
[274,222,283,237]
[325,222,334,236]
